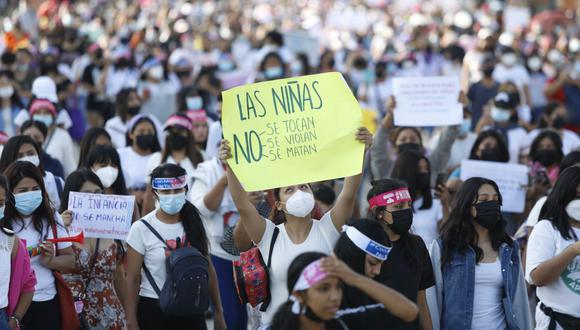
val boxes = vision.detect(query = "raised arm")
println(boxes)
[219,140,267,243]
[370,96,396,179]
[330,127,373,231]
[322,255,419,322]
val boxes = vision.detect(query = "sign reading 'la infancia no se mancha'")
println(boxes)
[222,72,365,191]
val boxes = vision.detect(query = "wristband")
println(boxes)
[10,315,21,327]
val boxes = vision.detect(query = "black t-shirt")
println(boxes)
[338,301,389,330]
[378,234,435,329]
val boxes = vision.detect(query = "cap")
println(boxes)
[31,76,58,103]
[494,92,516,109]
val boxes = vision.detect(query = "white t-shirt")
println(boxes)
[412,197,443,247]
[430,131,477,170]
[506,127,528,164]
[44,127,78,176]
[118,146,154,190]
[13,214,72,302]
[492,64,531,94]
[526,220,580,322]
[524,129,580,156]
[258,213,340,324]
[105,116,128,149]
[0,230,14,308]
[126,210,188,299]
[525,196,547,228]
[471,258,507,330]
[44,171,63,211]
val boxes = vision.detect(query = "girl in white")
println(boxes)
[218,127,372,326]
[526,166,580,329]
[3,161,74,330]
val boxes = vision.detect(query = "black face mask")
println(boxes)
[535,149,560,167]
[480,147,504,162]
[168,134,188,150]
[387,208,413,235]
[397,143,420,154]
[127,106,140,116]
[552,116,566,129]
[416,172,430,190]
[474,200,501,230]
[482,67,494,77]
[136,134,156,150]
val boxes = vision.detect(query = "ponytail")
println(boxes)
[181,201,209,256]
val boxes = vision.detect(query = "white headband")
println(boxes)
[289,259,327,314]
[342,225,391,261]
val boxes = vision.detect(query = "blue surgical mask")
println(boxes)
[14,190,43,216]
[460,118,472,135]
[158,192,186,215]
[218,60,235,72]
[491,107,512,123]
[32,114,54,127]
[186,96,203,110]
[264,66,284,80]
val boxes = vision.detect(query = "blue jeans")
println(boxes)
[0,308,9,330]
[211,255,248,330]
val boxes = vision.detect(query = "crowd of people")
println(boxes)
[0,0,579,329]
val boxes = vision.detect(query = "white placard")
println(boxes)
[68,192,135,240]
[283,31,320,67]
[504,6,531,33]
[392,76,462,127]
[460,160,529,213]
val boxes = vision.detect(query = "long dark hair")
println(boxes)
[115,87,139,122]
[334,219,388,307]
[469,130,510,162]
[126,116,161,152]
[0,135,45,175]
[391,150,432,210]
[539,166,580,241]
[391,127,423,149]
[529,130,564,165]
[150,164,209,256]
[78,128,112,168]
[3,161,58,236]
[85,145,128,195]
[560,151,580,172]
[367,179,421,269]
[271,252,345,330]
[0,174,14,236]
[440,177,512,265]
[21,120,48,141]
[161,116,203,166]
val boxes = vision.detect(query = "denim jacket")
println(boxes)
[426,239,532,330]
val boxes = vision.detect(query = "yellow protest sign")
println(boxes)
[222,72,364,191]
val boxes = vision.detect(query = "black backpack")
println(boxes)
[140,220,210,316]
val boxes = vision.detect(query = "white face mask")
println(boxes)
[527,57,542,71]
[148,66,164,80]
[0,86,14,99]
[284,190,315,218]
[565,199,580,221]
[502,53,518,67]
[491,106,512,123]
[94,166,119,188]
[18,155,40,167]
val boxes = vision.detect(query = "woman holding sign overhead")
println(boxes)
[218,126,372,326]
[60,169,128,329]
[2,161,75,330]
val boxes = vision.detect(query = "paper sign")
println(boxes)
[392,76,462,127]
[283,31,320,67]
[460,160,529,213]
[222,72,364,191]
[68,192,135,240]
[504,6,531,33]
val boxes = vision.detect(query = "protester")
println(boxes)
[2,161,75,330]
[60,169,127,329]
[20,120,64,179]
[429,177,532,330]
[84,145,130,196]
[526,102,580,155]
[77,127,112,169]
[186,109,210,158]
[118,114,161,210]
[219,127,372,325]
[269,251,417,330]
[334,220,419,328]
[125,163,226,330]
[142,114,203,214]
[105,88,142,149]
[527,130,564,186]
[138,58,178,123]
[391,150,446,247]
[467,57,499,128]
[0,70,22,136]
[0,135,64,210]
[0,173,35,330]
[526,166,580,330]
[367,178,435,329]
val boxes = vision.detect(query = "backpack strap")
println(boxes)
[139,219,169,296]
[266,227,280,268]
